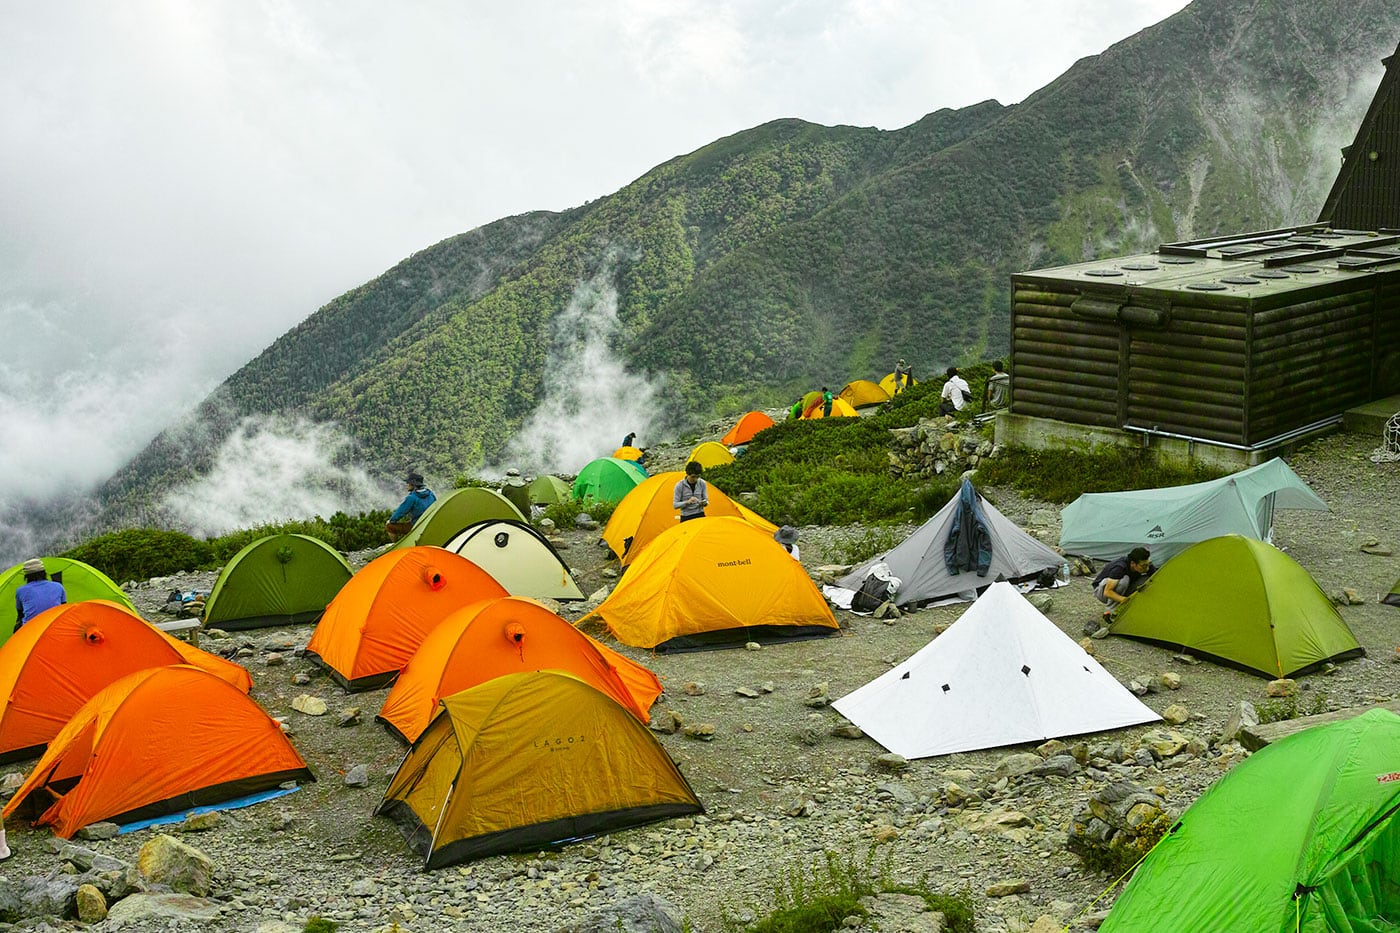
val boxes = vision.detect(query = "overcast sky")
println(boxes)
[0,0,1190,516]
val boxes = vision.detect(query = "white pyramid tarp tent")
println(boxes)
[832,582,1160,758]
[838,481,1063,606]
[1058,457,1326,563]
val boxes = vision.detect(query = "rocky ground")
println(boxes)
[0,430,1396,933]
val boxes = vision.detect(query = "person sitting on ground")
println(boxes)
[938,367,971,415]
[1093,546,1156,624]
[14,558,65,632]
[774,526,801,561]
[821,386,834,418]
[384,471,436,541]
[893,358,912,394]
[985,359,1011,411]
[672,461,709,522]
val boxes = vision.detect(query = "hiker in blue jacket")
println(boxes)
[14,558,65,632]
[385,471,436,540]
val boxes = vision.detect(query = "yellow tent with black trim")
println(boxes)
[880,371,917,395]
[601,473,776,566]
[594,516,838,650]
[839,379,891,409]
[376,670,702,868]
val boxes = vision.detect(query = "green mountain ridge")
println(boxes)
[91,0,1400,531]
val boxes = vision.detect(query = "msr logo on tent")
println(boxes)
[1147,524,1165,538]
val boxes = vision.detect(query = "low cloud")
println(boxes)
[496,259,669,476]
[160,414,388,538]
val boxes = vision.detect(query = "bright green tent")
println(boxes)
[393,487,525,550]
[0,557,135,650]
[572,458,647,505]
[1109,535,1361,678]
[529,475,571,507]
[1102,708,1400,932]
[203,533,353,630]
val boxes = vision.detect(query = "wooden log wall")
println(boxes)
[1010,285,1120,428]
[1126,299,1248,444]
[1376,279,1400,397]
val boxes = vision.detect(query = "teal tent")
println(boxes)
[1102,708,1400,931]
[0,558,135,650]
[1059,457,1326,562]
[572,458,647,505]
[203,533,353,630]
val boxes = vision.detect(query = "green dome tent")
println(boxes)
[1384,576,1399,607]
[528,475,571,507]
[1109,535,1361,678]
[202,533,354,630]
[392,487,525,550]
[572,458,647,505]
[0,558,135,650]
[1102,708,1400,932]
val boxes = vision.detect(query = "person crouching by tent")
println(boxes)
[1093,546,1156,626]
[15,558,65,633]
[775,526,800,561]
[385,471,436,541]
[673,461,709,522]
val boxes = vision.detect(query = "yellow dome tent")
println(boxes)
[839,379,891,409]
[594,517,838,650]
[686,441,734,470]
[601,472,776,566]
[612,446,644,462]
[803,397,858,419]
[879,371,918,395]
[376,671,702,868]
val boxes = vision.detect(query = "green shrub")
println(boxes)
[302,918,339,933]
[825,526,906,565]
[542,496,615,528]
[974,446,1224,503]
[1258,691,1330,724]
[61,528,214,583]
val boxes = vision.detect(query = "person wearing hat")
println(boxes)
[893,358,912,395]
[14,558,65,632]
[774,526,801,562]
[384,471,436,541]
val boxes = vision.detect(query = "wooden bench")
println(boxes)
[153,618,202,647]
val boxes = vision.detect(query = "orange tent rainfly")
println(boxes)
[306,547,508,691]
[594,516,838,651]
[3,665,312,839]
[377,596,661,743]
[721,411,774,447]
[0,600,252,764]
[601,472,777,567]
[377,670,702,868]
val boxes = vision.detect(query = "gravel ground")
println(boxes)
[1,431,1396,932]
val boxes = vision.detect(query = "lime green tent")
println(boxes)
[572,458,647,505]
[1102,708,1400,932]
[0,558,135,650]
[203,533,354,630]
[393,487,525,550]
[529,475,570,507]
[1109,535,1361,678]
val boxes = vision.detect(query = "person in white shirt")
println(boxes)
[939,367,971,415]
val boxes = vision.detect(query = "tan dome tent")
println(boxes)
[377,671,703,868]
[202,533,353,630]
[392,487,525,550]
[443,520,583,601]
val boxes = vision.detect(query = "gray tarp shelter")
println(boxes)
[1058,458,1327,563]
[839,481,1064,606]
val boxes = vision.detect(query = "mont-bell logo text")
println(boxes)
[1146,524,1165,539]
[716,558,752,568]
[533,734,587,753]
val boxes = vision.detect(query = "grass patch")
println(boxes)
[1258,691,1330,724]
[725,848,974,933]
[541,496,616,528]
[825,526,907,565]
[973,445,1224,503]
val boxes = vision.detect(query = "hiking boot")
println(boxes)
[1081,620,1102,636]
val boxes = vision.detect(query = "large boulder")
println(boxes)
[137,834,215,896]
[560,893,684,933]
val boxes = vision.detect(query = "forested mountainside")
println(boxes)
[94,0,1400,527]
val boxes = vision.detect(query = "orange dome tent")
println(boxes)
[594,517,839,651]
[0,600,252,764]
[839,379,892,409]
[721,411,774,446]
[377,596,661,743]
[601,472,776,567]
[306,547,508,691]
[377,671,702,868]
[3,665,313,838]
[802,397,859,419]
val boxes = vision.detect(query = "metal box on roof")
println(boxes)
[1008,224,1400,448]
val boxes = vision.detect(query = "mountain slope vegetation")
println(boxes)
[94,0,1400,529]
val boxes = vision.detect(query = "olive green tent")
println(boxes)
[393,487,525,550]
[528,475,570,507]
[202,533,354,630]
[1109,535,1362,678]
[1102,708,1400,932]
[1384,577,1399,607]
[0,558,135,650]
[572,458,647,505]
